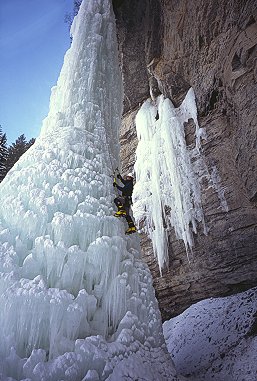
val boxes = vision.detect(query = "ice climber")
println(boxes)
[113,172,137,235]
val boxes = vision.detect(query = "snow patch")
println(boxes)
[163,287,257,381]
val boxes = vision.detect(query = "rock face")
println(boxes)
[114,0,257,320]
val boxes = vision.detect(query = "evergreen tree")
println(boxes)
[0,126,8,182]
[4,134,35,179]
[65,0,82,36]
[74,0,82,15]
[27,138,36,149]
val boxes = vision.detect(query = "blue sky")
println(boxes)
[0,0,74,145]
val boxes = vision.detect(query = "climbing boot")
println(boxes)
[125,226,137,235]
[114,209,126,217]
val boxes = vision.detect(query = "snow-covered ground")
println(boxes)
[163,287,257,381]
[0,0,180,380]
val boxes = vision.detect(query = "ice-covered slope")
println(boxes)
[0,1,179,380]
[163,287,257,381]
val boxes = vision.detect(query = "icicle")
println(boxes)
[133,88,207,270]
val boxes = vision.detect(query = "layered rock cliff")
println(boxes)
[114,0,257,320]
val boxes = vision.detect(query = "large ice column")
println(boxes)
[0,1,178,380]
[133,90,207,270]
[0,0,123,354]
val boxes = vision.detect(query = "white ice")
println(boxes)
[0,0,179,380]
[132,91,207,270]
[163,287,257,381]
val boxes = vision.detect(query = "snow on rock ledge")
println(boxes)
[163,287,257,381]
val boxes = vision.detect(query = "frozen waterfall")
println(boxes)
[0,0,178,380]
[132,91,207,270]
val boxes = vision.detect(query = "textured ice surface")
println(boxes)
[209,165,229,212]
[0,0,178,380]
[163,287,257,381]
[133,91,207,270]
